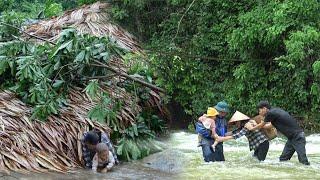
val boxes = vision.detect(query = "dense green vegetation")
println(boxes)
[108,0,320,130]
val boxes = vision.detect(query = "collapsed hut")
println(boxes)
[0,2,163,174]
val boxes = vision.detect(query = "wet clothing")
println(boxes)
[279,132,310,165]
[196,122,214,162]
[264,108,309,165]
[264,108,302,139]
[82,130,119,168]
[253,141,269,161]
[232,128,268,151]
[232,127,269,161]
[196,122,225,162]
[214,116,227,161]
[199,137,215,162]
[213,142,225,161]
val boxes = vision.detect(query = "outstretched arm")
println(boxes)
[217,128,247,142]
[246,121,266,131]
[217,135,234,142]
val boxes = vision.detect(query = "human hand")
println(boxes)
[211,144,216,152]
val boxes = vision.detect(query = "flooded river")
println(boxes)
[1,131,320,179]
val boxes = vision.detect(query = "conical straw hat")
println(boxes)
[228,111,250,124]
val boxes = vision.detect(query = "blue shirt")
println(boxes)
[195,122,213,140]
[215,116,227,137]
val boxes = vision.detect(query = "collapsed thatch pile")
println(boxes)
[0,1,164,174]
[24,1,142,53]
[22,1,163,121]
[0,90,110,174]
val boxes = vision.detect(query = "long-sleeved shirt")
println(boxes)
[82,131,119,168]
[232,127,268,151]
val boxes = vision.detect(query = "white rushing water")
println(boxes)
[163,131,320,179]
[2,131,319,180]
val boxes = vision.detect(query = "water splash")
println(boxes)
[4,131,319,179]
[163,131,320,179]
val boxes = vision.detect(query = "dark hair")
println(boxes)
[83,131,99,145]
[257,100,271,109]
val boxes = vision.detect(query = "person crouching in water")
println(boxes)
[196,107,220,162]
[92,143,115,173]
[81,129,119,169]
[217,111,269,161]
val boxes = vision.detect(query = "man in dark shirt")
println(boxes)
[246,101,310,165]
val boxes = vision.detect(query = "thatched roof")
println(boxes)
[24,1,142,53]
[0,2,164,174]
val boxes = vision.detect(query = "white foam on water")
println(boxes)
[169,131,320,179]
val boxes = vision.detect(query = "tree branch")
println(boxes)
[171,0,197,43]
[1,22,166,93]
[91,60,165,93]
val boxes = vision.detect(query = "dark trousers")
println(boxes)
[279,132,310,165]
[253,140,269,161]
[214,142,225,161]
[200,139,225,162]
[201,138,215,162]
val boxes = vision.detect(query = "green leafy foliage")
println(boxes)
[44,1,63,18]
[77,0,99,6]
[0,0,64,41]
[112,0,320,127]
[85,82,119,130]
[116,115,162,161]
[0,28,124,120]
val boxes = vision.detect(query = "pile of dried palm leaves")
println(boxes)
[0,1,165,174]
[0,89,110,174]
[22,1,163,117]
[24,1,142,53]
